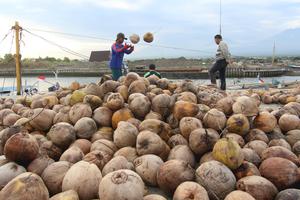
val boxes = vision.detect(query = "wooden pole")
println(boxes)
[12,21,22,95]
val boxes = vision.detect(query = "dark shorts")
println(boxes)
[111,68,122,81]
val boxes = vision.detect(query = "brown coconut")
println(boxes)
[74,117,97,139]
[126,118,141,129]
[90,139,118,157]
[189,128,220,156]
[166,114,179,129]
[114,121,138,148]
[168,145,195,167]
[84,83,103,97]
[259,157,300,190]
[40,141,63,161]
[98,169,144,200]
[245,129,269,143]
[242,148,261,167]
[50,190,79,200]
[62,161,102,200]
[293,141,300,155]
[167,134,188,148]
[47,122,76,150]
[102,156,134,176]
[53,106,71,124]
[179,117,203,140]
[69,103,92,124]
[261,146,299,165]
[151,94,172,118]
[106,93,125,111]
[27,156,55,176]
[244,140,268,157]
[157,160,195,194]
[112,108,134,129]
[59,146,84,164]
[173,181,209,200]
[99,80,120,95]
[224,133,245,147]
[116,85,129,101]
[42,95,59,108]
[129,94,151,119]
[199,152,215,164]
[41,161,72,195]
[144,32,154,43]
[173,101,199,120]
[226,114,250,136]
[275,189,300,200]
[279,114,300,132]
[91,127,114,142]
[177,91,197,103]
[70,139,91,155]
[216,96,234,115]
[196,160,236,200]
[0,172,49,200]
[144,194,167,200]
[3,113,21,127]
[11,103,24,113]
[253,111,277,133]
[233,96,259,117]
[145,111,163,120]
[128,80,147,95]
[4,132,39,165]
[269,139,292,150]
[83,94,102,110]
[27,108,56,131]
[93,107,112,127]
[224,191,256,200]
[157,78,169,90]
[0,126,22,149]
[0,162,26,190]
[83,150,112,170]
[286,130,300,147]
[233,161,260,180]
[203,108,227,131]
[114,147,138,163]
[70,81,80,90]
[139,119,172,142]
[52,104,64,113]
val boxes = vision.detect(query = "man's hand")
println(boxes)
[123,43,129,49]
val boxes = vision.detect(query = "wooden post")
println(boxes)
[12,21,22,95]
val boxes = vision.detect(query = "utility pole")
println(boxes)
[12,21,22,95]
[219,0,222,35]
[272,41,276,67]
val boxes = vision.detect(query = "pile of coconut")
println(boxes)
[0,72,300,200]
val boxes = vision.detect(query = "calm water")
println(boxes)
[0,75,300,92]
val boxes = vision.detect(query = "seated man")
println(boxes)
[144,64,161,78]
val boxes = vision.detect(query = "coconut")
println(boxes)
[157,160,194,194]
[0,156,9,166]
[83,94,102,110]
[143,194,167,200]
[245,129,269,143]
[226,114,250,136]
[47,122,76,150]
[157,78,169,90]
[269,139,292,150]
[145,111,163,120]
[70,139,91,155]
[179,117,203,140]
[224,191,256,200]
[151,94,172,118]
[244,140,268,157]
[0,126,22,149]
[237,175,278,200]
[286,130,300,147]
[167,134,188,148]
[196,160,236,200]
[40,141,63,161]
[275,189,300,200]
[30,98,44,109]
[91,127,114,142]
[74,117,97,139]
[203,108,227,131]
[70,81,80,90]
[168,145,195,167]
[50,190,79,200]
[114,121,138,148]
[253,111,277,133]
[52,104,64,112]
[69,103,92,124]
[213,138,244,170]
[62,161,102,200]
[128,80,147,95]
[99,169,144,200]
[84,83,103,97]
[116,85,129,101]
[177,91,197,103]
[101,156,133,176]
[4,132,39,165]
[99,80,120,95]
[259,157,299,190]
[0,109,14,124]
[189,128,220,156]
[279,114,300,132]
[224,133,245,147]
[173,101,199,120]
[27,156,55,176]
[0,172,49,200]
[262,94,273,104]
[261,146,299,165]
[114,147,138,163]
[3,113,21,127]
[42,161,72,195]
[129,94,151,119]
[166,114,179,129]
[83,150,112,170]
[233,161,260,180]
[143,32,154,43]
[59,146,84,164]
[0,162,26,189]
[242,148,261,166]
[173,181,209,200]
[124,72,140,87]
[106,93,125,111]
[112,108,134,129]
[127,118,141,129]
[216,96,234,115]
[293,141,300,155]
[233,96,259,117]
[93,107,112,127]
[53,106,71,124]
[139,119,172,142]
[42,95,59,109]
[27,108,56,131]
[199,152,215,164]
[90,139,118,157]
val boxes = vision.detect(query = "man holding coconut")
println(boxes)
[109,33,134,80]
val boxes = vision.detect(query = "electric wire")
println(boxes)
[0,29,12,46]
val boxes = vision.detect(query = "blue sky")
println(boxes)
[0,0,300,59]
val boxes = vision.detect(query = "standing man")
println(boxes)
[209,34,232,90]
[109,33,134,80]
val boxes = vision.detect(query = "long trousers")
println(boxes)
[209,59,228,90]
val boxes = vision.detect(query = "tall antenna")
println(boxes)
[219,0,222,35]
[272,41,276,66]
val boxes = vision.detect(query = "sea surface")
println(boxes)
[0,75,300,93]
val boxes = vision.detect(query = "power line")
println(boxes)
[0,29,12,46]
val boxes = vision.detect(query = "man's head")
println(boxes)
[149,64,156,70]
[116,33,127,43]
[214,34,222,45]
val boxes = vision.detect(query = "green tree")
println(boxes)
[3,54,14,63]
[63,57,70,62]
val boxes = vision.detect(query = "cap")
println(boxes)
[116,33,127,40]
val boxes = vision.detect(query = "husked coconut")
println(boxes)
[244,140,268,157]
[69,90,86,106]
[177,91,197,103]
[196,160,236,200]
[70,139,91,155]
[49,190,79,200]
[173,101,199,120]
[53,106,71,124]
[233,161,260,180]
[293,141,300,155]
[124,72,140,87]
[199,152,215,164]
[134,154,164,186]
[286,130,300,147]
[275,189,300,200]
[0,162,26,189]
[157,78,169,90]
[114,147,138,163]
[224,133,245,147]
[99,80,120,95]
[112,108,134,129]
[173,181,209,200]
[47,122,76,150]
[40,141,63,161]
[129,94,151,119]
[189,128,220,156]
[130,34,140,44]
[83,94,102,110]
[27,156,55,176]
[116,85,129,101]
[233,96,259,117]
[279,114,300,132]
[242,148,261,167]
[167,134,188,148]
[261,146,299,165]
[90,139,118,157]
[269,139,292,151]
[28,108,56,131]
[168,145,195,167]
[93,107,112,127]
[99,169,144,200]
[253,112,277,133]
[83,150,112,170]
[224,191,255,200]
[127,118,141,129]
[237,175,278,200]
[179,117,203,140]
[139,119,172,142]
[69,103,92,124]
[245,129,269,143]
[203,108,227,130]
[0,172,49,200]
[226,114,250,136]
[128,80,147,95]
[69,81,80,90]
[143,194,167,200]
[151,94,172,118]
[59,146,84,164]
[74,117,97,139]
[114,121,138,148]
[145,111,163,120]
[216,96,234,115]
[102,156,134,176]
[91,127,114,142]
[62,161,102,200]
[166,114,179,129]
[42,161,72,195]
[3,113,21,127]
[83,83,103,97]
[11,103,24,113]
[144,32,154,43]
[106,93,124,111]
[157,160,195,194]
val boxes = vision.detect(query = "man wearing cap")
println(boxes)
[109,33,134,81]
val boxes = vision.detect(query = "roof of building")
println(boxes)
[89,51,110,62]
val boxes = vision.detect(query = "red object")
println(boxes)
[38,75,46,81]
